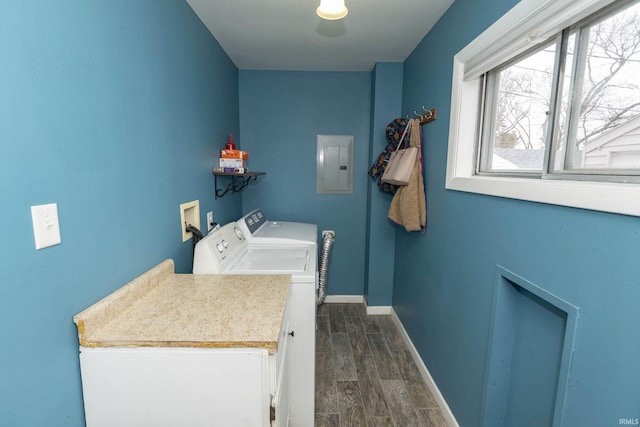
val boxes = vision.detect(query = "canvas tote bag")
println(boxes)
[381,119,418,186]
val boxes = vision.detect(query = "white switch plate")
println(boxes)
[31,203,61,250]
[207,211,214,231]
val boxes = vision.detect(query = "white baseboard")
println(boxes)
[390,308,460,427]
[323,295,364,304]
[365,305,392,315]
[324,297,392,315]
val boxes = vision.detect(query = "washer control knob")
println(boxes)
[221,239,229,249]
[216,242,224,253]
[234,227,245,240]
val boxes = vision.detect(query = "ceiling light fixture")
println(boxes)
[316,0,348,20]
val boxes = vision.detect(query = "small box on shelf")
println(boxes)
[214,167,248,174]
[220,149,248,160]
[219,158,247,169]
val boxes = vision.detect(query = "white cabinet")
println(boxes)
[78,298,293,427]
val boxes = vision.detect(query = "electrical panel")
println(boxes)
[316,135,354,194]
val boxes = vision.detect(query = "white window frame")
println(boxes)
[446,0,640,217]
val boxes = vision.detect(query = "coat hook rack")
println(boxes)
[406,107,437,125]
[416,106,437,125]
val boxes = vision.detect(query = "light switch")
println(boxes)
[31,203,61,250]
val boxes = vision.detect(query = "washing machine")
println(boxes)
[237,209,318,246]
[192,221,316,427]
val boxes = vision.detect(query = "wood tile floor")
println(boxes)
[315,303,449,427]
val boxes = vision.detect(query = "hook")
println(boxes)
[417,107,437,125]
[404,108,436,123]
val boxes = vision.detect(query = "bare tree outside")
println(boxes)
[572,4,640,144]
[495,70,540,150]
[495,53,554,151]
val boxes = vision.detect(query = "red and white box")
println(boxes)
[220,149,248,160]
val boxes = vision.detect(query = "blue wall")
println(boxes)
[0,1,240,425]
[238,71,371,296]
[365,63,403,306]
[396,0,640,426]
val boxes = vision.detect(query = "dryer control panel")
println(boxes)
[241,209,267,236]
[237,209,318,246]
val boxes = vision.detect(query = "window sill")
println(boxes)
[445,174,640,217]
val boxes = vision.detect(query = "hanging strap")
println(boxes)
[394,118,413,151]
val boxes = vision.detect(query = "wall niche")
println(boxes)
[482,267,579,427]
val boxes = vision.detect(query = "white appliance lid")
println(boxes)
[227,246,316,283]
[231,247,308,271]
[253,222,317,244]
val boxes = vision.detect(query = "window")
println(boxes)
[447,0,640,217]
[480,0,640,179]
[480,42,556,174]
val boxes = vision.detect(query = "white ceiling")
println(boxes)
[186,0,454,71]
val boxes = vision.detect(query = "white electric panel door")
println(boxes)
[316,135,354,194]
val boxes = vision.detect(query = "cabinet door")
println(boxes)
[287,282,316,426]
[272,295,292,426]
[79,347,267,427]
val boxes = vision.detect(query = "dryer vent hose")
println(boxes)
[317,231,335,307]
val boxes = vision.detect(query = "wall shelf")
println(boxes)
[213,171,265,199]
